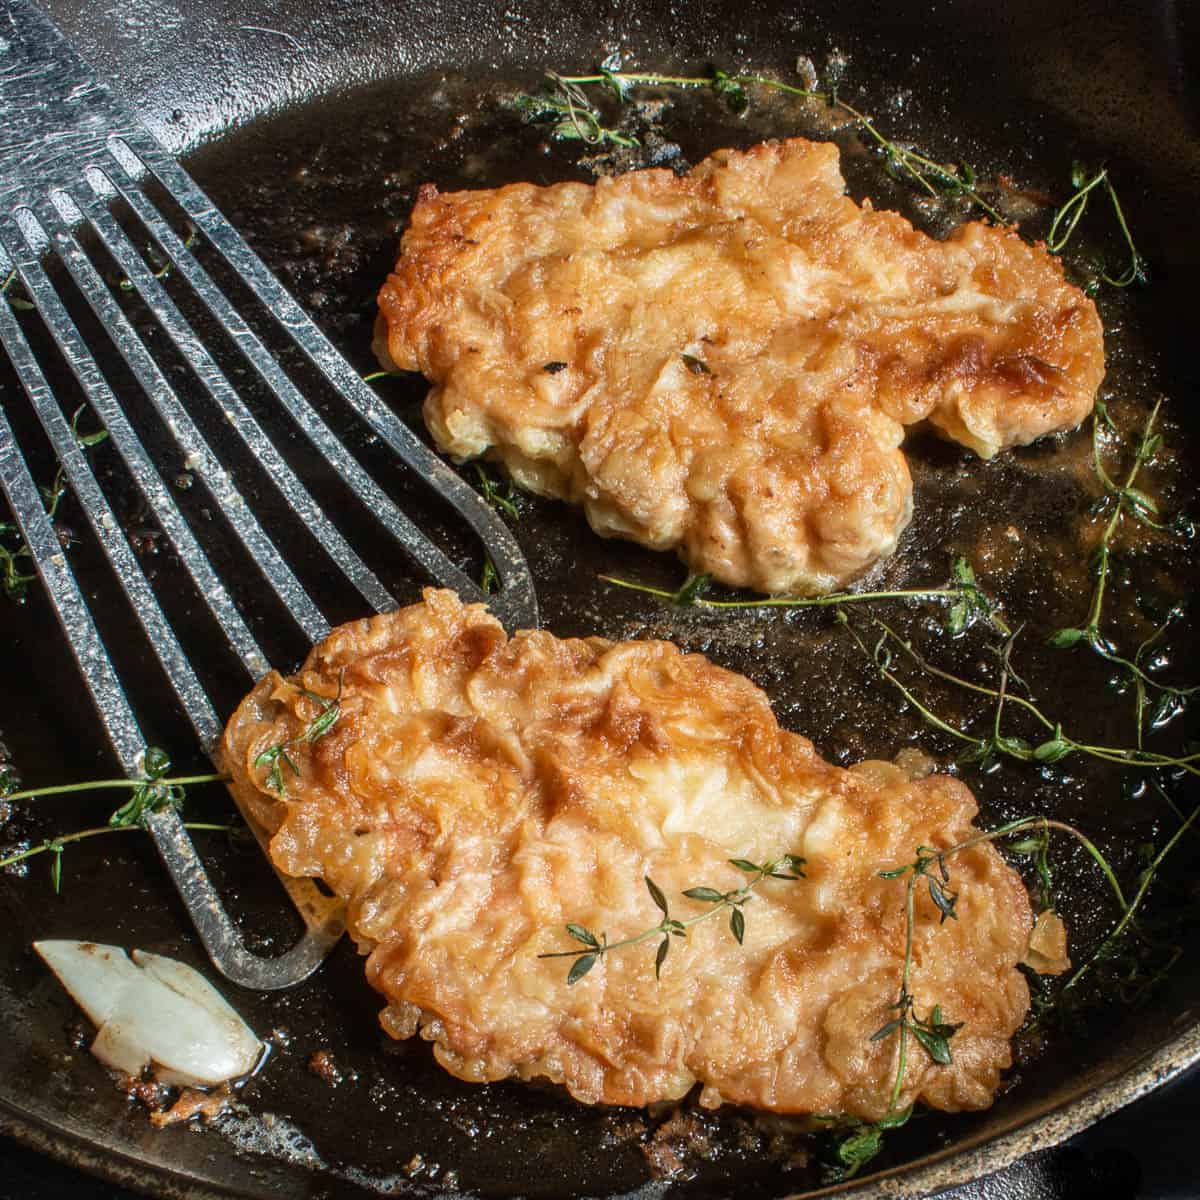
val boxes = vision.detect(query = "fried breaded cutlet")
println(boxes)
[375,138,1104,595]
[222,590,1036,1119]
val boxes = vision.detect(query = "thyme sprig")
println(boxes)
[0,746,231,893]
[540,855,806,984]
[513,72,639,148]
[473,464,521,521]
[1,750,226,815]
[0,822,234,894]
[1048,163,1148,291]
[874,819,1124,1104]
[1,267,34,311]
[842,614,1200,777]
[518,65,1005,222]
[601,555,1007,636]
[825,796,1196,1175]
[0,405,109,601]
[114,224,198,292]
[254,673,344,795]
[1061,801,1200,997]
[1049,399,1198,743]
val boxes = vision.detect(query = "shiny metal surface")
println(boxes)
[0,0,536,991]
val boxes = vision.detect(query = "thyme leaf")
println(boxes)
[521,65,1006,223]
[0,749,232,894]
[822,1105,912,1179]
[255,672,345,796]
[480,555,499,595]
[1047,399,1198,746]
[539,853,805,982]
[473,464,521,521]
[0,406,108,603]
[1048,164,1147,291]
[600,555,1009,634]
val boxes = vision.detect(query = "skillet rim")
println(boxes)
[1,1018,1197,1198]
[5,0,1200,1194]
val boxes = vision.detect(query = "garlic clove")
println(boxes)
[34,940,263,1087]
[33,940,142,1028]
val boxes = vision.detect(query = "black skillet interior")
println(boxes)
[1,0,1199,1196]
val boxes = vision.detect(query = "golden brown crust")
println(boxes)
[376,139,1103,594]
[221,590,1033,1119]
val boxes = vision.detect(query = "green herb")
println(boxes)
[1009,825,1055,913]
[842,613,1200,777]
[473,464,521,521]
[115,224,198,292]
[480,555,499,594]
[1048,163,1148,291]
[0,821,234,894]
[1047,400,1197,744]
[601,554,1009,634]
[873,814,1129,1117]
[0,406,109,602]
[680,353,713,376]
[540,855,806,983]
[519,66,1151,287]
[0,746,232,894]
[512,72,639,148]
[818,1106,913,1180]
[518,65,1005,223]
[254,673,344,796]
[0,762,228,809]
[1,267,35,311]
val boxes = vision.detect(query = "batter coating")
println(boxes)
[222,590,1034,1119]
[377,139,1103,594]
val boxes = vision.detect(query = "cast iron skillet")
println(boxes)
[1,0,1199,1196]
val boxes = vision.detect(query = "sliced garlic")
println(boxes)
[34,940,263,1086]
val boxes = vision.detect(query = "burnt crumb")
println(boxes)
[543,361,568,374]
[579,127,686,178]
[119,1071,172,1114]
[150,1085,234,1128]
[125,504,164,557]
[597,1111,650,1149]
[307,1047,345,1087]
[641,1107,720,1181]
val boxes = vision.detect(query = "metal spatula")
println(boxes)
[0,0,537,988]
